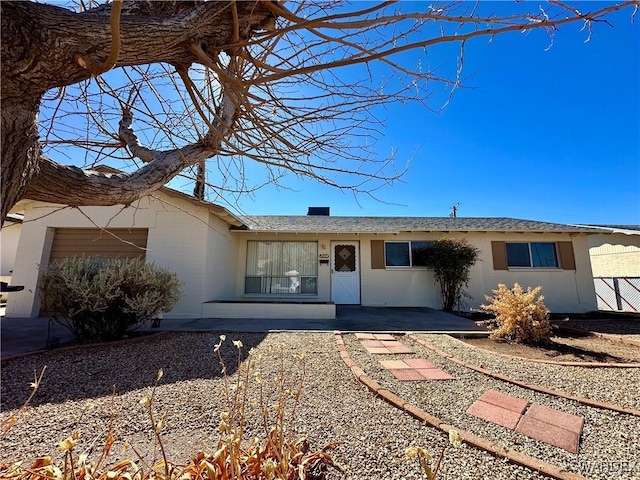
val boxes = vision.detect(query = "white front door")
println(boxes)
[331,241,360,304]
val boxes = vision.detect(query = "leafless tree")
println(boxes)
[2,0,637,225]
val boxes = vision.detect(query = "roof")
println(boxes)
[237,216,596,234]
[158,188,245,228]
[92,165,245,228]
[3,213,24,224]
[574,224,640,236]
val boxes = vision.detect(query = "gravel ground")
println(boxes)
[1,332,552,480]
[419,333,640,410]
[345,334,640,480]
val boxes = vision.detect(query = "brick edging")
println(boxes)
[333,331,588,480]
[554,325,640,348]
[408,335,640,418]
[445,334,640,368]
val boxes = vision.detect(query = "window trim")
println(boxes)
[384,240,432,269]
[505,241,560,269]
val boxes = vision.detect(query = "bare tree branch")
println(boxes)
[2,0,638,224]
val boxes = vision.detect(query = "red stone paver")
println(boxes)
[355,333,376,340]
[404,358,438,369]
[366,347,392,354]
[374,334,396,341]
[388,369,426,381]
[360,340,384,347]
[379,359,453,381]
[467,400,522,430]
[479,390,529,415]
[416,368,454,380]
[379,340,405,348]
[515,415,581,454]
[380,359,412,369]
[386,345,415,354]
[523,404,584,434]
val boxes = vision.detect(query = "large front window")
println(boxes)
[245,241,318,294]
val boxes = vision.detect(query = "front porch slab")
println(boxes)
[202,301,336,320]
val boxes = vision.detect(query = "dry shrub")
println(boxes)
[0,337,342,480]
[40,256,182,343]
[481,283,551,345]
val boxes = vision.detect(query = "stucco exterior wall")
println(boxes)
[0,221,22,276]
[588,233,640,278]
[232,231,597,313]
[204,212,240,304]
[232,233,442,306]
[468,233,596,313]
[6,195,234,319]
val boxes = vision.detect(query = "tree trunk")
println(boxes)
[1,97,41,222]
[0,1,274,225]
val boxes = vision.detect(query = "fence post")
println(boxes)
[613,278,622,311]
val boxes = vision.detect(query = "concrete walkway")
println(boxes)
[1,306,486,360]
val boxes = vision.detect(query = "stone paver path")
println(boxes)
[356,335,585,454]
[356,333,414,354]
[467,390,584,453]
[380,358,454,381]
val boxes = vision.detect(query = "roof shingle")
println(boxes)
[237,216,595,234]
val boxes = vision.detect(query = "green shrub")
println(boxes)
[481,283,551,345]
[40,256,182,343]
[422,239,480,312]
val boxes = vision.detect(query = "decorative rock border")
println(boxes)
[334,331,588,480]
[409,334,640,417]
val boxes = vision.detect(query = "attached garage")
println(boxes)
[48,228,148,263]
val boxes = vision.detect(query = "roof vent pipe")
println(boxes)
[307,207,330,216]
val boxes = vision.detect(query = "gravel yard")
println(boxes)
[344,334,640,480]
[1,331,555,480]
[416,334,640,411]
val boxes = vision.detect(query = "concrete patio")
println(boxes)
[0,306,486,360]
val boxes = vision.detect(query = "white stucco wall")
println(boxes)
[467,233,596,313]
[232,231,597,313]
[588,233,640,278]
[1,220,22,276]
[6,194,237,319]
[204,212,241,304]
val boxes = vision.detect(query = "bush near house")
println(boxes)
[422,239,480,312]
[40,256,182,343]
[481,283,552,345]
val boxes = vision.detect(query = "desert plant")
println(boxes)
[422,239,480,312]
[406,429,464,479]
[0,337,342,480]
[40,256,182,343]
[481,283,552,345]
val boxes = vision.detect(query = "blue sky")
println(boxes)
[220,2,640,225]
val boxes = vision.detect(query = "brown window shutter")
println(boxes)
[557,241,576,270]
[491,241,508,270]
[371,240,385,269]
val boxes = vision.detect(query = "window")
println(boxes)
[385,241,431,267]
[245,241,318,294]
[506,242,558,268]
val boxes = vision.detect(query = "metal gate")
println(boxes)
[594,277,640,312]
